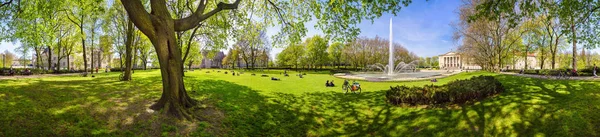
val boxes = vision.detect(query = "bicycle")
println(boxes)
[342,82,361,94]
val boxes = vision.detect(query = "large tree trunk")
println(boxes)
[34,47,41,69]
[57,47,61,72]
[540,47,545,70]
[147,16,196,119]
[80,25,88,74]
[119,52,123,69]
[120,0,241,119]
[67,55,70,71]
[47,46,52,71]
[91,45,95,73]
[123,21,135,81]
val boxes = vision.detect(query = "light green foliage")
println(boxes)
[471,0,600,69]
[276,43,305,68]
[327,42,344,67]
[305,35,329,68]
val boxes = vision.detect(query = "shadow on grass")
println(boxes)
[189,74,600,136]
[0,73,195,137]
[1,72,599,136]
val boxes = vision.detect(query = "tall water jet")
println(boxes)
[388,18,394,75]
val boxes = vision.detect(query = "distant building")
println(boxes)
[439,52,481,70]
[200,50,225,68]
[439,51,545,70]
[511,53,538,70]
[11,59,32,68]
[33,47,110,70]
[34,48,76,70]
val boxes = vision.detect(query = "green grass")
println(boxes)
[1,69,599,136]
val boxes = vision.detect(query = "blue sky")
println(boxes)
[355,0,462,57]
[1,0,462,58]
[267,0,463,57]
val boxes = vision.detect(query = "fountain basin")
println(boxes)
[334,70,462,82]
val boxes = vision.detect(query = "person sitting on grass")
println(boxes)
[330,80,335,87]
[430,78,437,82]
[326,80,330,87]
[271,77,280,81]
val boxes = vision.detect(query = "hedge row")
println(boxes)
[505,67,597,76]
[386,76,504,105]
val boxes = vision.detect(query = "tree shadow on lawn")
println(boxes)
[462,74,600,137]
[190,74,600,136]
[0,75,202,136]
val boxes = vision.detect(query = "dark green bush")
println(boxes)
[386,76,504,105]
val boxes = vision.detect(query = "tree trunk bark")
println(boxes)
[571,24,577,70]
[57,47,61,72]
[35,47,41,69]
[147,16,196,119]
[91,45,95,74]
[47,46,52,71]
[540,47,545,70]
[123,21,135,81]
[80,17,88,74]
[67,55,70,71]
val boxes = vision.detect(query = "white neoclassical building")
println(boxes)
[439,51,542,70]
[438,52,482,70]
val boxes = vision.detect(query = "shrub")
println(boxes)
[386,76,504,105]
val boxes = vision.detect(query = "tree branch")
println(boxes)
[174,0,241,31]
[0,0,13,8]
[120,0,156,39]
[267,0,290,26]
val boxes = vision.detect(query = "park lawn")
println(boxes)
[0,69,599,136]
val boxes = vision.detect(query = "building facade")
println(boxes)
[439,52,482,70]
[439,51,543,70]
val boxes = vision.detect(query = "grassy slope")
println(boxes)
[0,69,599,136]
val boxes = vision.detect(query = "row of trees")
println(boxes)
[2,0,421,119]
[223,29,272,69]
[275,35,419,70]
[455,0,600,71]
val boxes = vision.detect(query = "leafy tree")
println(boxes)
[119,0,416,119]
[99,35,113,69]
[65,0,105,73]
[471,0,600,70]
[328,42,344,68]
[277,43,305,70]
[305,35,329,69]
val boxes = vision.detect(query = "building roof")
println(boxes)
[439,51,458,56]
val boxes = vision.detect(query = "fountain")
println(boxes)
[334,18,456,81]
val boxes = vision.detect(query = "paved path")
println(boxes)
[0,73,81,80]
[500,72,599,80]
